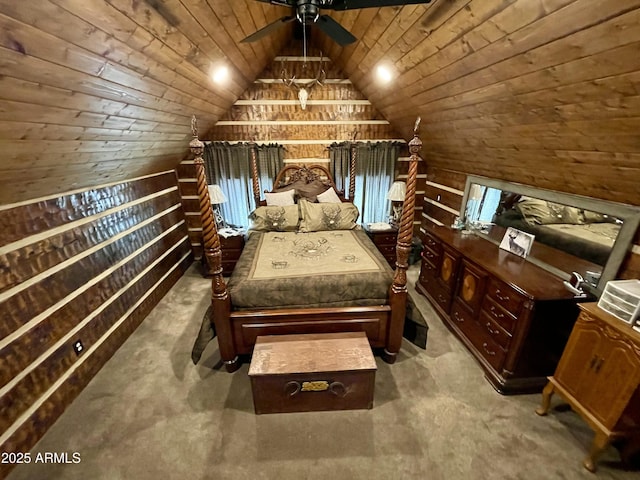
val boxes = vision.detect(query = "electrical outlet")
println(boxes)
[73,340,84,356]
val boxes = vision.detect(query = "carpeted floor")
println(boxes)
[7,264,639,480]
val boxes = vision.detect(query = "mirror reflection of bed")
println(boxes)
[461,176,640,295]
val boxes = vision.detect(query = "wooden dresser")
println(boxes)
[364,225,398,267]
[536,302,640,472]
[416,226,581,394]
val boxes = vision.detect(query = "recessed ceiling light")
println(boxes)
[376,64,393,84]
[212,65,229,84]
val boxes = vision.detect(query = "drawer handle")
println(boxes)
[486,322,499,336]
[284,381,301,397]
[489,306,504,319]
[482,342,496,356]
[453,311,464,323]
[495,290,510,302]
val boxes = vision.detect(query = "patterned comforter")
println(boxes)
[227,229,394,309]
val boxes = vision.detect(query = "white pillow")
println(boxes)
[265,189,295,206]
[316,187,342,204]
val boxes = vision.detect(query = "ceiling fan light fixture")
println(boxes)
[296,2,320,23]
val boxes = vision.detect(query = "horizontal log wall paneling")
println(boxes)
[419,168,466,236]
[0,172,192,478]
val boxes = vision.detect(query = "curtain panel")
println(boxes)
[203,142,284,228]
[328,141,402,225]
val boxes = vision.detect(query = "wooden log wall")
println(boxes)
[311,1,640,280]
[178,42,426,257]
[0,172,191,478]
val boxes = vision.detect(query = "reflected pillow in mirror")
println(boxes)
[515,198,556,225]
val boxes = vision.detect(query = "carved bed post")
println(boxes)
[385,117,423,363]
[249,143,261,206]
[191,116,238,372]
[348,131,358,200]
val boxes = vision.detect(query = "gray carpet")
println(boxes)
[7,265,638,480]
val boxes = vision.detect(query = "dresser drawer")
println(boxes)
[481,296,517,333]
[372,233,397,246]
[478,311,512,350]
[422,246,441,267]
[377,244,396,258]
[429,279,452,312]
[423,233,439,251]
[221,248,242,261]
[450,299,477,336]
[221,234,245,250]
[486,278,524,316]
[473,331,507,373]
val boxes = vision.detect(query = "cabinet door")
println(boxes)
[579,331,640,429]
[553,315,602,398]
[439,245,460,292]
[454,260,487,314]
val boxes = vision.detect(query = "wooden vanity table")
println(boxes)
[416,225,584,394]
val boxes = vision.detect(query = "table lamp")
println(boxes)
[208,184,227,229]
[386,181,406,227]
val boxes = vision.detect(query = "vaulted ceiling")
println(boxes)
[1,0,639,206]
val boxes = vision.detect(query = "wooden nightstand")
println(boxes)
[364,225,398,267]
[201,231,245,277]
[220,232,245,276]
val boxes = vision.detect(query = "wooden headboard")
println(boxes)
[258,164,348,206]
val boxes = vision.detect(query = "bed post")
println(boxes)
[348,132,357,200]
[191,116,238,372]
[385,117,423,363]
[250,143,261,205]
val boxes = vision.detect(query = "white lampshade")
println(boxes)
[208,185,227,204]
[386,181,406,202]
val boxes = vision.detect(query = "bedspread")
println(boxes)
[228,230,393,309]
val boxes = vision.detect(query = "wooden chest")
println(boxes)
[248,332,377,414]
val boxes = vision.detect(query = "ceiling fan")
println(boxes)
[241,0,433,46]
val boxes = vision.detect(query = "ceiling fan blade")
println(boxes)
[241,15,296,43]
[252,0,294,6]
[327,0,433,10]
[315,15,357,46]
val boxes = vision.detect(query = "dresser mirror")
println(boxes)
[460,175,640,295]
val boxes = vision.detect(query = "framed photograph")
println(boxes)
[499,227,535,258]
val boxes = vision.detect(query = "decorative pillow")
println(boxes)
[299,199,359,232]
[249,205,299,232]
[316,187,342,204]
[265,189,295,206]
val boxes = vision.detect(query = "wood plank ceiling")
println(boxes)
[0,0,639,206]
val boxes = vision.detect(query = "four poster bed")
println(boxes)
[191,119,423,372]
